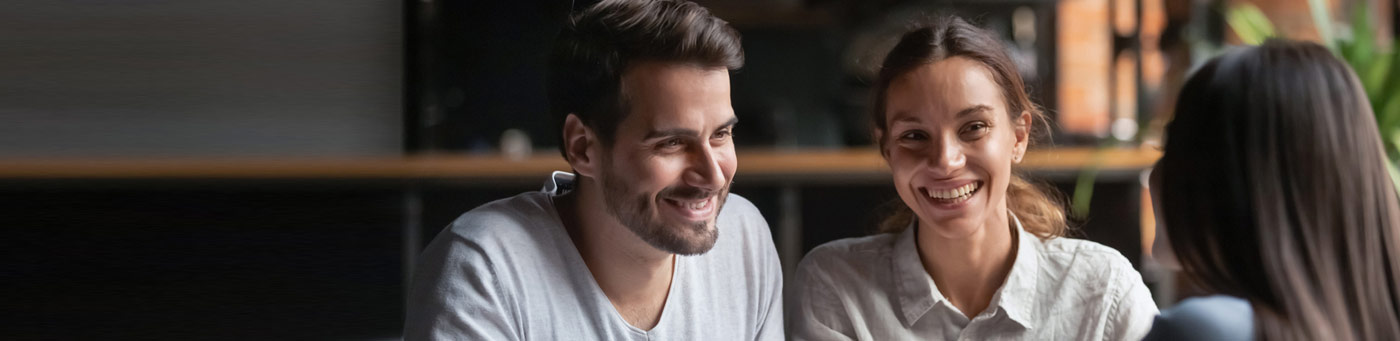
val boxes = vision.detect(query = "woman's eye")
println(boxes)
[961,122,991,137]
[899,131,927,140]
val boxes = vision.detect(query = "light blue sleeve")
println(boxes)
[1142,295,1254,341]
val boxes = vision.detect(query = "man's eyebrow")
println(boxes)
[644,116,741,140]
[644,127,700,140]
[717,116,739,130]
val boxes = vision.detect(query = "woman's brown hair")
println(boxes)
[1158,39,1400,340]
[872,16,1066,238]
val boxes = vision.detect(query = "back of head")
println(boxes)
[548,0,743,160]
[1159,39,1400,340]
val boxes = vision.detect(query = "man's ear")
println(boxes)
[1012,110,1032,163]
[562,114,600,178]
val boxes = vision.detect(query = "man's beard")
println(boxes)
[598,167,727,255]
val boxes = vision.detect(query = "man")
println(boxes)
[404,0,784,339]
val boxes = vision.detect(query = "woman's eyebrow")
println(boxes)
[955,104,993,118]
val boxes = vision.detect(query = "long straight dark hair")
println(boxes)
[1158,39,1400,340]
[871,16,1066,238]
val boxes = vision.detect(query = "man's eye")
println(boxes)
[714,129,732,139]
[661,139,684,148]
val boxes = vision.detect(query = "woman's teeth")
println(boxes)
[927,182,980,201]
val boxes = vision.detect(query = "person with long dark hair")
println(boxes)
[1146,39,1400,340]
[786,16,1158,340]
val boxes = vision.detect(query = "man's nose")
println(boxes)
[684,144,725,191]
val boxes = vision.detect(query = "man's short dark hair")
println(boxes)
[548,0,744,160]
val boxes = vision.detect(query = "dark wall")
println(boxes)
[0,1,402,157]
[411,0,572,152]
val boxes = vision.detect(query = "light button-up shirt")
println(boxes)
[788,215,1158,340]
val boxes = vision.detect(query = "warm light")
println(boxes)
[1112,0,1137,36]
[1058,0,1111,137]
[1113,49,1138,141]
[1140,0,1166,90]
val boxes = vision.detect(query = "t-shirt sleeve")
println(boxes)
[403,229,519,341]
[1105,260,1160,341]
[786,252,857,341]
[751,213,785,341]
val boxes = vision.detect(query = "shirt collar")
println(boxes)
[888,212,1041,329]
[993,213,1040,329]
[542,171,575,195]
[891,220,937,327]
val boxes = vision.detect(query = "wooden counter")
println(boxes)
[0,147,1159,181]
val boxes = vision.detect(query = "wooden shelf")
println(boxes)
[0,147,1159,181]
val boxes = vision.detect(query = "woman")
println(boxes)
[787,16,1157,340]
[1146,40,1400,340]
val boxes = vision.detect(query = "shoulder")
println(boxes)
[795,233,897,283]
[1037,235,1131,263]
[1035,236,1138,280]
[444,192,555,244]
[801,233,896,265]
[1030,237,1159,338]
[1032,236,1150,300]
[421,192,560,271]
[1145,296,1255,341]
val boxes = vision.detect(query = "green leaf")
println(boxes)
[1387,160,1400,194]
[1381,98,1400,146]
[1344,5,1377,72]
[1386,48,1400,99]
[1226,4,1275,45]
[1378,52,1400,144]
[1340,39,1361,68]
[1363,51,1393,103]
[1071,146,1108,219]
[1309,0,1337,51]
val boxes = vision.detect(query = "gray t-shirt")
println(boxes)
[405,176,784,340]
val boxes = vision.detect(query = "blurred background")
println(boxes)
[4,0,1395,339]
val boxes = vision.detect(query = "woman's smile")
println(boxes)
[919,180,983,207]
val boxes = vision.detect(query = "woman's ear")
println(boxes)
[1012,111,1032,163]
[562,114,600,178]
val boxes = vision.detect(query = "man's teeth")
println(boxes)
[927,182,979,199]
[675,198,708,210]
